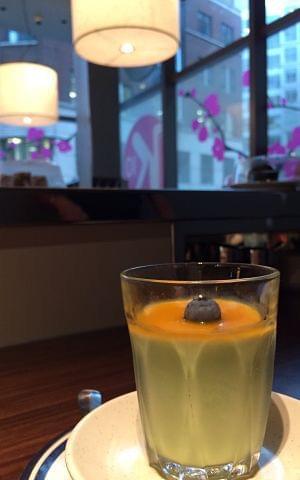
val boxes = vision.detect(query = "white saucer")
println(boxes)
[65,391,300,480]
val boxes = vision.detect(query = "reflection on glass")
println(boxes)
[0,29,76,113]
[267,26,300,179]
[177,50,249,189]
[0,27,37,46]
[0,121,78,186]
[119,66,161,103]
[120,92,164,189]
[0,16,78,187]
[177,0,249,71]
[266,1,299,24]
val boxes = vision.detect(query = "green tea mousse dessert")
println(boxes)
[129,296,275,472]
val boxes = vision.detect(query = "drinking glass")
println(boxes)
[121,263,279,479]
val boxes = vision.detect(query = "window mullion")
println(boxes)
[249,0,267,156]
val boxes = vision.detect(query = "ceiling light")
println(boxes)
[120,42,135,54]
[0,62,58,126]
[10,137,22,144]
[69,90,77,99]
[71,0,180,67]
[23,116,32,125]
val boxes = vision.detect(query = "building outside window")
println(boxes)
[285,47,297,62]
[268,55,281,69]
[285,90,298,103]
[178,0,248,71]
[269,95,281,105]
[268,35,280,48]
[267,24,300,160]
[201,154,214,185]
[177,49,249,190]
[284,25,297,41]
[178,151,191,184]
[118,1,299,191]
[220,22,234,46]
[268,75,281,89]
[220,67,236,94]
[286,70,297,83]
[223,157,235,183]
[199,69,214,87]
[197,11,213,37]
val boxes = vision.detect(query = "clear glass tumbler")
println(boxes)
[121,263,279,480]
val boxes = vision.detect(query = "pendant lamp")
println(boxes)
[0,62,58,126]
[71,0,180,67]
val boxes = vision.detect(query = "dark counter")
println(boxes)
[0,187,300,228]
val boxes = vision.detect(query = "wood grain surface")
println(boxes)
[1,295,300,480]
[0,327,135,480]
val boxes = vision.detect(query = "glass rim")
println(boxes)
[121,262,279,285]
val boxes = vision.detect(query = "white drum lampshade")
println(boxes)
[71,0,180,67]
[0,63,58,126]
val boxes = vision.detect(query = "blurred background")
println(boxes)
[0,0,298,189]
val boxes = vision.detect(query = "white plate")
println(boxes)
[65,391,300,480]
[21,433,71,480]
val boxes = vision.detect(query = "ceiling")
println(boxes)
[0,0,75,107]
[0,0,72,42]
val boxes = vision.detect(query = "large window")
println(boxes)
[117,2,300,190]
[267,27,300,170]
[120,92,163,189]
[176,50,249,190]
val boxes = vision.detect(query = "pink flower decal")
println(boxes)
[57,140,72,153]
[191,119,199,131]
[242,70,250,87]
[190,88,197,98]
[0,150,6,159]
[178,88,185,97]
[31,147,51,160]
[267,101,273,109]
[198,126,208,142]
[212,137,225,161]
[31,150,40,160]
[27,128,45,142]
[284,159,300,179]
[287,127,300,151]
[280,97,287,106]
[203,94,220,117]
[41,147,52,159]
[268,141,286,155]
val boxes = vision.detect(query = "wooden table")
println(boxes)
[0,327,135,480]
[1,298,300,480]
